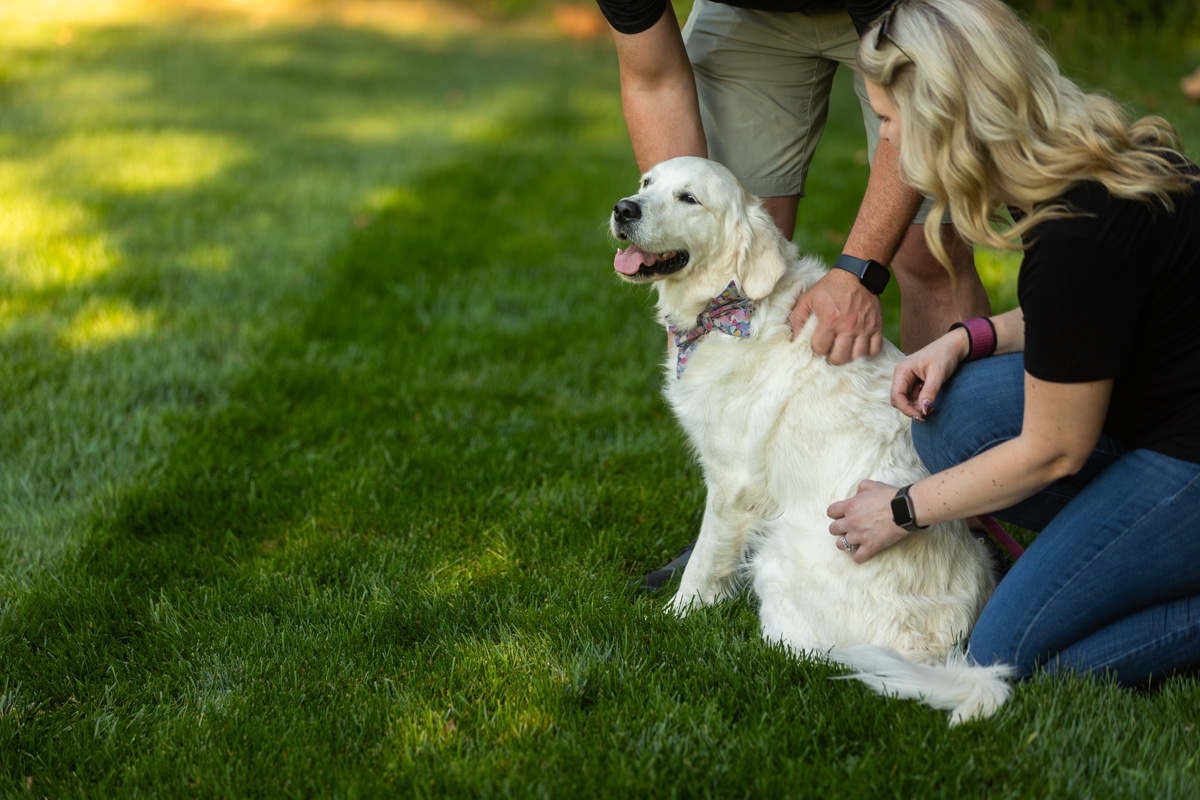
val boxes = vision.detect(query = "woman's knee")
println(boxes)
[967,621,1030,677]
[967,579,1041,678]
[912,353,1025,473]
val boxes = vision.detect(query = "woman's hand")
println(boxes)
[827,480,909,564]
[891,329,970,421]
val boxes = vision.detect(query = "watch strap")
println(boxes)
[948,317,997,361]
[833,254,890,295]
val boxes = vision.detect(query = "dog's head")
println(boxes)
[609,157,792,310]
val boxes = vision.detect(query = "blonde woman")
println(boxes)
[827,0,1200,684]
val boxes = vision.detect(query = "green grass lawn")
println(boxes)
[1,1,1198,796]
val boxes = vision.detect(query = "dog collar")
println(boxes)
[668,281,755,378]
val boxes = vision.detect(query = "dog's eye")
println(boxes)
[640,177,652,190]
[677,192,700,205]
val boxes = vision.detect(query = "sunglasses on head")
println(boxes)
[876,0,915,63]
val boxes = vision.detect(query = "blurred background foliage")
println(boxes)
[451,0,1200,30]
[444,0,1200,102]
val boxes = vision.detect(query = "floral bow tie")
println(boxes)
[668,281,755,378]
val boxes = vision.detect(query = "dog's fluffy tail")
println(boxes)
[829,645,1014,726]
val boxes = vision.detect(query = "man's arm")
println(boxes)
[840,0,922,265]
[842,139,923,263]
[609,3,707,171]
[788,139,924,363]
[783,0,926,363]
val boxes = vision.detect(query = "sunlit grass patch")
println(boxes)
[387,635,567,752]
[0,189,115,291]
[68,130,249,193]
[57,297,158,349]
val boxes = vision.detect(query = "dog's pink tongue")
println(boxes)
[614,243,656,275]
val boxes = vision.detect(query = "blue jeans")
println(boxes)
[912,354,1200,683]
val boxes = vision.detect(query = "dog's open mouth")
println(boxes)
[614,241,690,278]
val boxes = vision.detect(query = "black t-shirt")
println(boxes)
[594,0,892,36]
[1018,161,1200,463]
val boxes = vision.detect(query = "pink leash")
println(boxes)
[978,514,1025,560]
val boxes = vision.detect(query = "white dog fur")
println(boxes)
[610,157,1013,724]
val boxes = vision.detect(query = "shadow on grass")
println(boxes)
[0,20,707,716]
[0,15,640,555]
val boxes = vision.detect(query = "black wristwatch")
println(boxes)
[891,484,929,532]
[833,254,891,295]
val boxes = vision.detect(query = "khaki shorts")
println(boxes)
[682,0,933,222]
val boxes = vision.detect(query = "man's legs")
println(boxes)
[892,224,991,352]
[684,0,843,233]
[761,196,799,241]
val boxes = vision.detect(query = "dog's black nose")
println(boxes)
[613,199,641,223]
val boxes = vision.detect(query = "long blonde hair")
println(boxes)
[856,0,1195,268]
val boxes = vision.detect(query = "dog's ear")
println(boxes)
[734,198,791,300]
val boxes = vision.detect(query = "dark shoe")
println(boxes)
[630,540,696,593]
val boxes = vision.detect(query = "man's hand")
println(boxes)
[789,268,884,365]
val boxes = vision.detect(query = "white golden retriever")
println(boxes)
[610,157,1012,724]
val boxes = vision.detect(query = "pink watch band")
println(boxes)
[949,317,997,361]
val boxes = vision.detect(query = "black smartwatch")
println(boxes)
[891,484,929,533]
[833,254,890,295]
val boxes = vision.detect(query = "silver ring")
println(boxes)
[839,535,852,553]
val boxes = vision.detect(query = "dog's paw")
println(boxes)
[667,590,705,617]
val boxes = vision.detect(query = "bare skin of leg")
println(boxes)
[891,224,991,353]
[762,195,800,241]
[1183,65,1200,100]
[761,195,990,354]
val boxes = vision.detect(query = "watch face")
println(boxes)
[890,494,913,527]
[833,255,890,295]
[861,261,890,295]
